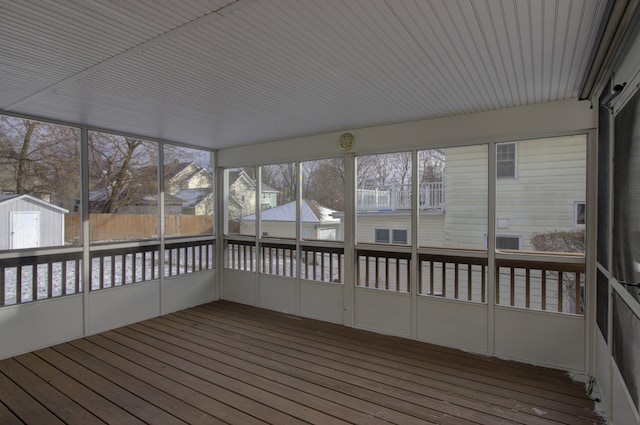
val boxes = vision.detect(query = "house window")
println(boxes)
[375,229,390,243]
[375,228,408,244]
[393,229,408,244]
[497,142,516,178]
[496,236,520,250]
[575,202,586,226]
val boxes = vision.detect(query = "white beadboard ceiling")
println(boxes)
[0,0,612,149]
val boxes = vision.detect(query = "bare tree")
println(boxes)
[392,152,412,186]
[302,159,345,211]
[88,132,158,213]
[0,115,80,209]
[261,162,297,205]
[419,150,444,183]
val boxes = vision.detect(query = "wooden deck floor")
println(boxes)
[0,301,604,424]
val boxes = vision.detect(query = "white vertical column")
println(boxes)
[295,161,302,315]
[215,157,225,301]
[585,129,598,376]
[80,127,91,336]
[343,153,356,327]
[487,142,497,356]
[411,149,419,339]
[255,166,262,307]
[158,143,165,314]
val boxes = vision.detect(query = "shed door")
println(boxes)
[10,211,40,249]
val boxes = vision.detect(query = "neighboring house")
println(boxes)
[165,161,214,216]
[240,200,340,240]
[347,136,586,251]
[165,161,212,193]
[0,194,68,250]
[88,187,184,215]
[88,162,214,215]
[174,188,214,215]
[228,170,278,220]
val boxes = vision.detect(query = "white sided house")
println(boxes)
[0,194,68,250]
[351,136,586,253]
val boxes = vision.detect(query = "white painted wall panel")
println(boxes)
[416,297,488,353]
[354,288,411,338]
[0,295,83,360]
[89,280,160,334]
[163,269,216,314]
[300,281,343,324]
[494,307,585,371]
[258,274,297,315]
[222,269,257,305]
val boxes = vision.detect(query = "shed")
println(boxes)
[0,194,68,250]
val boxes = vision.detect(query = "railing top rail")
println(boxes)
[419,253,488,266]
[0,251,84,268]
[301,245,344,254]
[495,251,585,265]
[356,248,412,260]
[224,234,257,243]
[165,239,214,250]
[355,243,411,254]
[164,235,215,245]
[0,246,83,260]
[261,240,297,250]
[495,258,586,272]
[300,240,344,249]
[90,239,160,252]
[417,247,488,258]
[90,244,159,258]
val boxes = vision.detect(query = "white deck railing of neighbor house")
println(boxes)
[357,182,444,211]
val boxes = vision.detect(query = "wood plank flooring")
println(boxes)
[0,301,605,424]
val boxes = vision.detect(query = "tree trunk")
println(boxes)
[16,121,37,194]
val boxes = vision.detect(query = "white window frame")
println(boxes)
[496,142,517,179]
[374,228,409,244]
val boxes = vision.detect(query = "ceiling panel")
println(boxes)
[0,0,612,149]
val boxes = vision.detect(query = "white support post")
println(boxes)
[80,127,91,336]
[487,142,497,356]
[343,153,356,327]
[411,149,419,339]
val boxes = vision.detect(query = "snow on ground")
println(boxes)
[2,248,213,305]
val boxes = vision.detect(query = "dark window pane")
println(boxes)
[496,236,520,250]
[375,229,390,243]
[392,229,408,244]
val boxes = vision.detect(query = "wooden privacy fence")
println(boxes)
[65,213,213,242]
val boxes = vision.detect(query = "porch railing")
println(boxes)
[226,238,257,272]
[496,258,585,314]
[164,239,214,277]
[91,239,214,290]
[300,244,343,283]
[261,241,297,277]
[0,251,83,306]
[418,253,487,303]
[356,248,411,293]
[357,182,444,211]
[225,238,344,283]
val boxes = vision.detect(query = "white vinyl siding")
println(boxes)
[495,135,586,251]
